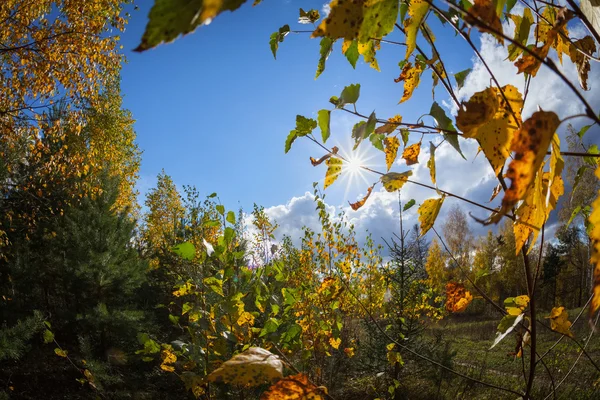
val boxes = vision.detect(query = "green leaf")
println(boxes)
[567,205,582,227]
[135,0,249,52]
[172,242,196,260]
[429,102,465,159]
[338,84,361,108]
[453,68,472,90]
[226,211,236,224]
[585,145,600,166]
[208,192,217,198]
[316,37,334,78]
[352,111,376,149]
[401,129,410,147]
[358,0,399,42]
[204,277,224,296]
[318,110,331,143]
[370,133,385,151]
[507,9,533,61]
[182,302,193,315]
[578,125,591,139]
[573,165,587,196]
[224,227,235,245]
[491,314,523,349]
[344,40,359,68]
[285,130,298,153]
[506,0,518,13]
[169,314,180,325]
[403,199,416,211]
[260,318,280,337]
[295,115,317,136]
[269,25,290,59]
[43,329,54,344]
[216,204,225,215]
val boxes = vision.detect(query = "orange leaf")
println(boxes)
[261,373,327,400]
[402,142,421,165]
[349,185,374,210]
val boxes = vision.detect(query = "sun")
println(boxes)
[345,153,364,174]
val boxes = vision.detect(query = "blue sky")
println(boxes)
[118,1,599,245]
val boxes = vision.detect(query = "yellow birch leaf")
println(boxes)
[589,166,600,316]
[418,197,445,236]
[501,111,560,216]
[375,115,402,135]
[381,171,412,192]
[358,39,381,71]
[260,373,326,400]
[457,85,523,175]
[396,62,423,103]
[324,157,342,189]
[513,165,545,255]
[404,0,429,59]
[160,348,177,372]
[384,136,400,171]
[427,142,436,185]
[54,348,68,358]
[402,142,421,165]
[546,306,574,337]
[349,185,374,210]
[329,337,341,349]
[207,347,284,386]
[237,311,255,326]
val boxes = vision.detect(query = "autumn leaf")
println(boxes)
[160,348,177,372]
[491,314,524,349]
[136,0,248,52]
[489,183,502,202]
[329,337,341,349]
[54,348,68,358]
[568,36,596,91]
[316,37,334,78]
[299,8,320,24]
[507,8,533,61]
[312,0,398,42]
[349,185,374,210]
[324,157,343,189]
[207,347,284,386]
[513,165,545,254]
[396,62,424,103]
[501,111,560,217]
[402,142,421,165]
[430,102,465,159]
[427,142,436,185]
[318,110,331,142]
[358,39,381,71]
[457,85,523,175]
[381,171,412,192]
[342,39,359,68]
[352,112,377,149]
[546,307,574,337]
[445,282,473,313]
[464,0,503,44]
[384,136,400,171]
[260,373,326,400]
[404,0,429,59]
[375,115,403,135]
[418,197,445,236]
[589,166,600,316]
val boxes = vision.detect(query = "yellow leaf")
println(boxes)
[349,185,374,210]
[324,157,342,189]
[427,142,436,185]
[375,115,402,135]
[160,348,177,372]
[445,282,473,313]
[260,373,326,400]
[457,85,523,175]
[344,347,355,358]
[237,311,255,326]
[384,136,400,171]
[589,166,600,316]
[402,142,421,165]
[418,197,445,236]
[358,39,381,71]
[464,0,503,44]
[207,347,283,386]
[396,62,423,103]
[404,0,429,59]
[546,306,574,337]
[329,337,341,349]
[381,171,412,192]
[54,348,68,358]
[513,166,545,255]
[500,111,560,218]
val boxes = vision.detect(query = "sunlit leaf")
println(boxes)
[418,197,445,236]
[260,373,326,400]
[318,110,331,143]
[338,84,361,108]
[445,282,473,313]
[430,102,465,159]
[270,25,290,59]
[324,157,343,189]
[464,0,503,44]
[401,129,410,148]
[172,242,195,260]
[295,115,318,136]
[402,142,421,165]
[352,112,377,148]
[568,36,596,91]
[375,115,402,135]
[589,166,600,316]
[316,37,334,78]
[136,0,248,52]
[404,0,429,59]
[349,185,374,210]
[381,171,412,192]
[427,142,436,185]
[491,314,523,349]
[358,39,381,71]
[507,8,533,61]
[54,348,68,357]
[384,136,400,171]
[546,307,574,337]
[207,347,284,386]
[204,277,224,296]
[396,62,424,103]
[342,39,359,68]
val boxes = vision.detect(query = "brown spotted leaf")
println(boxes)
[589,167,600,316]
[404,0,429,59]
[513,165,545,254]
[502,111,560,215]
[349,185,374,210]
[427,142,436,185]
[384,136,400,171]
[464,0,503,44]
[207,347,283,387]
[260,373,326,400]
[381,171,412,192]
[324,157,343,189]
[489,183,502,202]
[568,36,596,91]
[418,197,445,236]
[375,115,402,135]
[402,142,421,165]
[457,85,523,175]
[396,62,424,103]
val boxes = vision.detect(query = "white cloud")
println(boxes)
[322,3,331,18]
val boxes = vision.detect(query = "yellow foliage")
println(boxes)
[261,373,327,400]
[324,157,342,189]
[381,171,412,192]
[396,62,423,104]
[384,136,400,171]
[402,142,421,165]
[418,197,445,236]
[546,307,574,338]
[404,0,429,59]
